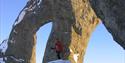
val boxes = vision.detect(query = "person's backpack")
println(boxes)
[55,41,64,52]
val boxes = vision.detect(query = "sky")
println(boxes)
[0,0,125,63]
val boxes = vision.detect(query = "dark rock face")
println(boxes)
[4,0,124,63]
[89,0,125,49]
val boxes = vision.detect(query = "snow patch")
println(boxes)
[33,11,36,14]
[0,39,8,63]
[37,0,42,5]
[28,5,36,11]
[73,54,79,63]
[10,38,15,44]
[70,48,73,53]
[13,8,27,26]
[0,39,8,53]
[0,58,5,63]
[13,29,18,34]
[31,5,36,10]
[48,59,71,63]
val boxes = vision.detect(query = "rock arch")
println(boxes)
[4,0,125,63]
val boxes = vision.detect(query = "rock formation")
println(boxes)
[3,0,124,63]
[89,0,125,49]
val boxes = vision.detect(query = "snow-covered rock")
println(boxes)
[0,39,8,53]
[13,9,26,26]
[0,39,8,63]
[0,58,5,63]
[48,59,71,63]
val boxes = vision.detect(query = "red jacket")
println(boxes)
[55,40,64,52]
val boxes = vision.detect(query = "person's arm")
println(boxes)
[51,47,55,50]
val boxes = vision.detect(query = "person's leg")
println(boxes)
[56,51,61,59]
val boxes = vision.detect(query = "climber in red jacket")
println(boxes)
[51,38,64,59]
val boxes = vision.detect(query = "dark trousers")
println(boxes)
[56,51,61,59]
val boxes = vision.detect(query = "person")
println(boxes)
[51,38,64,59]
